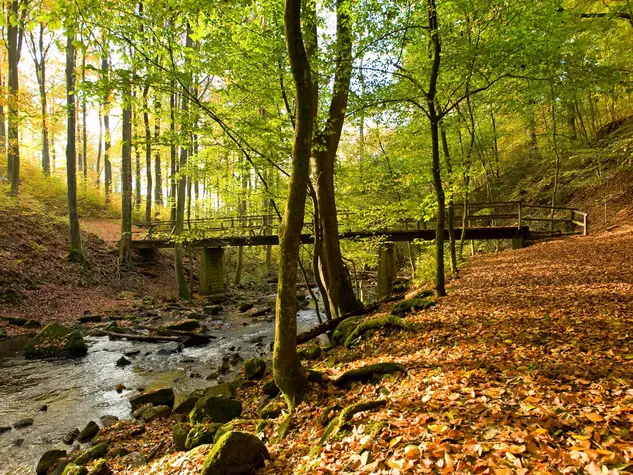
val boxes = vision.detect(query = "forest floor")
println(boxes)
[92,224,633,474]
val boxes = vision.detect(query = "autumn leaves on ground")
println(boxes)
[95,227,632,475]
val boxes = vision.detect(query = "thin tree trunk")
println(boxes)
[66,31,83,262]
[550,85,561,229]
[96,103,102,184]
[102,50,112,203]
[273,0,313,410]
[143,84,152,222]
[81,43,87,184]
[441,127,458,274]
[154,96,163,205]
[7,0,22,195]
[169,89,177,221]
[120,76,133,267]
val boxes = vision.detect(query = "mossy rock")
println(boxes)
[36,449,67,475]
[262,379,279,398]
[164,319,200,331]
[297,345,322,361]
[305,369,325,383]
[174,396,199,415]
[243,358,266,380]
[212,419,245,444]
[391,297,435,316]
[74,442,108,465]
[201,431,269,475]
[203,382,236,399]
[129,387,175,411]
[24,323,88,359]
[332,317,363,345]
[89,459,112,475]
[62,465,89,475]
[189,397,242,424]
[173,423,190,451]
[259,402,284,420]
[185,423,223,450]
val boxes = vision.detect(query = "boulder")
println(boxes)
[77,421,100,442]
[185,423,223,451]
[164,319,200,331]
[201,431,269,475]
[333,317,363,346]
[204,382,236,399]
[259,402,284,420]
[89,459,112,475]
[63,428,79,444]
[203,305,223,315]
[142,405,172,422]
[262,379,279,398]
[119,452,146,469]
[129,388,175,411]
[61,464,88,475]
[74,442,108,465]
[0,426,10,434]
[116,356,131,367]
[172,423,189,451]
[173,396,199,415]
[190,397,242,424]
[297,345,322,361]
[78,315,102,324]
[24,323,88,359]
[49,458,71,475]
[243,358,266,380]
[132,403,154,419]
[13,418,34,429]
[99,415,119,428]
[36,449,67,475]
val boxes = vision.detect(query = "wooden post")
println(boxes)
[517,202,522,229]
[200,247,227,295]
[377,242,396,300]
[512,233,525,249]
[583,213,589,236]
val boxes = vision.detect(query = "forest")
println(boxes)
[0,0,632,474]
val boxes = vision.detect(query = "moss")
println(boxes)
[318,400,387,446]
[243,358,266,380]
[259,402,284,420]
[272,415,293,444]
[74,442,108,465]
[391,297,435,317]
[297,344,322,360]
[344,315,416,348]
[255,419,273,433]
[24,323,87,359]
[185,423,223,451]
[173,423,190,451]
[332,317,363,345]
[201,431,269,475]
[189,397,242,424]
[334,362,406,387]
[61,465,89,475]
[262,379,279,397]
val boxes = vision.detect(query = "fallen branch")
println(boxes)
[344,315,416,349]
[296,304,378,345]
[94,330,181,343]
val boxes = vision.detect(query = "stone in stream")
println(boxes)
[76,421,100,442]
[132,403,154,419]
[116,356,132,367]
[228,352,243,366]
[63,428,80,444]
[165,319,200,331]
[78,314,102,323]
[130,388,175,411]
[189,397,242,424]
[245,307,272,318]
[36,449,67,475]
[243,358,266,380]
[13,418,34,429]
[38,404,48,412]
[203,305,223,315]
[23,323,88,359]
[201,431,269,475]
[124,350,141,357]
[0,426,11,434]
[141,405,172,422]
[73,442,108,465]
[100,415,119,428]
[156,342,182,356]
[238,302,254,312]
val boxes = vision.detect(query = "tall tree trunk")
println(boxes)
[311,0,362,317]
[274,0,313,410]
[441,127,458,274]
[143,84,152,222]
[169,89,177,221]
[0,71,6,175]
[66,32,83,262]
[154,96,162,205]
[81,43,87,183]
[102,50,112,203]
[120,76,133,267]
[7,0,22,195]
[31,23,50,176]
[96,103,102,184]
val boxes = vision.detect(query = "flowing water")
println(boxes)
[0,308,322,475]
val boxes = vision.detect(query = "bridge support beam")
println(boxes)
[512,233,525,249]
[377,242,397,300]
[200,247,227,295]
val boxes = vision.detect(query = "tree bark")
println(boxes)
[7,0,22,195]
[120,76,133,267]
[102,49,112,203]
[274,0,313,410]
[441,127,457,274]
[143,84,152,222]
[66,32,83,262]
[169,88,177,221]
[154,96,163,205]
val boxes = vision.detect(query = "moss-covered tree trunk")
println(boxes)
[273,0,314,410]
[65,31,83,263]
[102,49,112,204]
[120,76,133,267]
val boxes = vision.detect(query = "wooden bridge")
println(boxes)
[131,202,589,295]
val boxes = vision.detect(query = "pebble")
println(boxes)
[13,418,34,429]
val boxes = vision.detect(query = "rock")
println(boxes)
[172,423,190,451]
[119,452,146,469]
[245,307,272,318]
[257,294,277,306]
[203,305,223,315]
[5,316,27,326]
[0,328,6,339]
[190,397,242,424]
[24,319,41,328]
[89,459,112,475]
[124,350,140,357]
[207,294,228,305]
[243,358,266,380]
[305,369,326,383]
[132,403,154,419]
[39,404,48,412]
[333,317,363,346]
[13,418,34,429]
[142,405,172,422]
[201,431,269,475]
[259,402,284,420]
[185,423,223,450]
[77,421,100,442]
[262,379,279,398]
[61,464,88,475]
[173,413,187,424]
[297,344,322,360]
[36,449,67,475]
[74,442,108,465]
[249,336,264,344]
[78,315,102,323]
[13,438,24,446]
[238,302,254,312]
[391,297,435,316]
[228,352,243,365]
[182,333,212,347]
[203,382,237,399]
[116,356,132,367]
[0,426,11,434]
[173,396,199,415]
[130,387,175,411]
[24,323,88,359]
[49,458,71,475]
[63,428,79,444]
[188,312,205,320]
[165,319,200,331]
[156,342,182,355]
[110,447,130,458]
[99,415,119,428]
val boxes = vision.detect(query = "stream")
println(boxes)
[0,308,323,475]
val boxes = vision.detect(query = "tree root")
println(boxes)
[318,399,386,445]
[344,315,416,348]
[334,362,406,387]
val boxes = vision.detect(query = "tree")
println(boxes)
[120,73,133,267]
